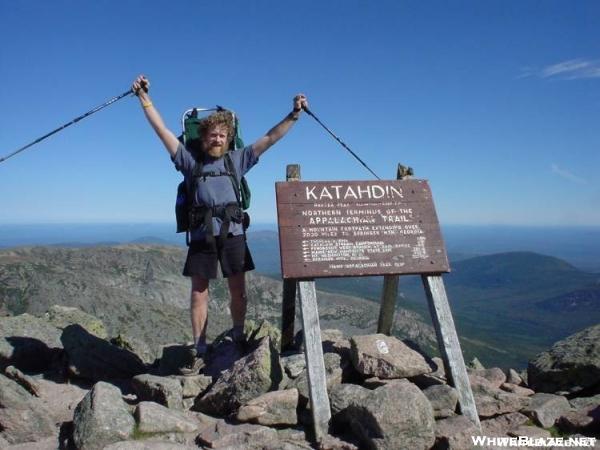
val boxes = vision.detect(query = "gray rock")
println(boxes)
[282,353,306,378]
[236,388,299,426]
[570,394,600,410]
[350,333,432,379]
[507,368,523,386]
[434,415,481,450]
[193,336,282,416]
[331,379,435,450]
[317,434,360,450]
[507,425,552,438]
[61,324,146,380]
[471,378,531,418]
[72,381,135,450]
[4,365,41,396]
[292,352,345,403]
[556,404,599,434]
[480,412,530,436]
[468,357,485,370]
[522,393,572,428]
[0,313,62,372]
[0,374,55,444]
[132,374,183,409]
[329,383,370,415]
[45,304,108,338]
[176,374,212,398]
[500,382,535,396]
[469,367,507,389]
[135,401,210,433]
[195,420,279,448]
[245,319,283,350]
[111,332,156,365]
[104,443,198,450]
[528,324,600,395]
[423,384,459,418]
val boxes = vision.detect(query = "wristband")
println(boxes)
[142,102,153,109]
[288,112,299,121]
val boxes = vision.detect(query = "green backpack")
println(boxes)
[175,107,251,235]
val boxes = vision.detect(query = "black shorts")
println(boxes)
[183,234,255,279]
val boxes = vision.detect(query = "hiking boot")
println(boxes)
[178,346,206,376]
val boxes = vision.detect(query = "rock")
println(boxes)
[521,393,572,428]
[570,394,600,410]
[528,324,600,395]
[480,412,530,436]
[72,381,135,450]
[0,374,55,444]
[292,352,345,403]
[193,336,282,416]
[132,374,183,409]
[135,401,210,433]
[434,415,481,450]
[61,324,146,380]
[350,333,432,379]
[111,332,156,365]
[507,425,552,439]
[245,319,283,350]
[469,367,506,389]
[423,384,459,418]
[158,343,195,376]
[236,388,299,426]
[468,357,485,370]
[195,420,279,448]
[4,365,41,396]
[45,304,108,338]
[282,353,306,378]
[317,434,360,450]
[104,443,198,450]
[331,379,435,450]
[471,380,531,418]
[0,313,62,372]
[556,404,600,434]
[507,368,523,386]
[500,382,535,396]
[176,374,212,398]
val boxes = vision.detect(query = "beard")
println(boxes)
[206,145,227,158]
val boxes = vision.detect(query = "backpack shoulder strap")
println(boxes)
[223,152,242,206]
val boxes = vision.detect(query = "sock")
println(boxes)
[195,336,207,356]
[232,325,244,341]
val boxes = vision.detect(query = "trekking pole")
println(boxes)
[0,89,135,164]
[302,106,381,180]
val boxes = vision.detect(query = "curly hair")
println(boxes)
[198,111,235,146]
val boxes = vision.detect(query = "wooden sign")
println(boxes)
[276,179,450,279]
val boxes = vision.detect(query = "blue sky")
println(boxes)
[1,1,599,226]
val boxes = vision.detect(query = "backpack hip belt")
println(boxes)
[189,202,244,246]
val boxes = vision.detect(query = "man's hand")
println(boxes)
[293,93,308,118]
[132,75,150,99]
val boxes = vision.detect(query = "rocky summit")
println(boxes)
[0,306,598,449]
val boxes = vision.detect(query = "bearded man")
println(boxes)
[132,75,307,373]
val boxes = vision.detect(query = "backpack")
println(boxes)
[175,107,251,237]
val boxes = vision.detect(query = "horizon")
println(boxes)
[1,2,599,227]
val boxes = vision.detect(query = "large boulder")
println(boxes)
[72,381,135,450]
[195,420,279,449]
[61,324,146,380]
[470,377,531,418]
[131,374,183,409]
[0,313,62,372]
[45,304,108,338]
[236,388,299,426]
[193,336,283,416]
[290,352,346,403]
[331,379,435,450]
[0,374,55,444]
[350,334,432,379]
[134,401,212,433]
[528,324,600,395]
[434,415,481,450]
[521,393,573,428]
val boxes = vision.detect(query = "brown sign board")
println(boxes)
[276,179,450,279]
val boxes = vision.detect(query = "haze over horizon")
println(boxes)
[1,2,599,227]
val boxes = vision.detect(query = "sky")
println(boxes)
[1,1,599,227]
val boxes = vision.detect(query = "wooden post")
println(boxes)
[377,163,413,335]
[298,280,331,441]
[281,164,300,352]
[422,275,481,428]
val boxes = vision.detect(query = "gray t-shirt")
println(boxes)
[172,142,258,240]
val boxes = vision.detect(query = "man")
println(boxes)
[132,75,307,372]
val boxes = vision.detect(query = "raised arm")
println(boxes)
[252,93,308,158]
[132,75,180,158]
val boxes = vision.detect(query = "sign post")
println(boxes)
[276,167,480,440]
